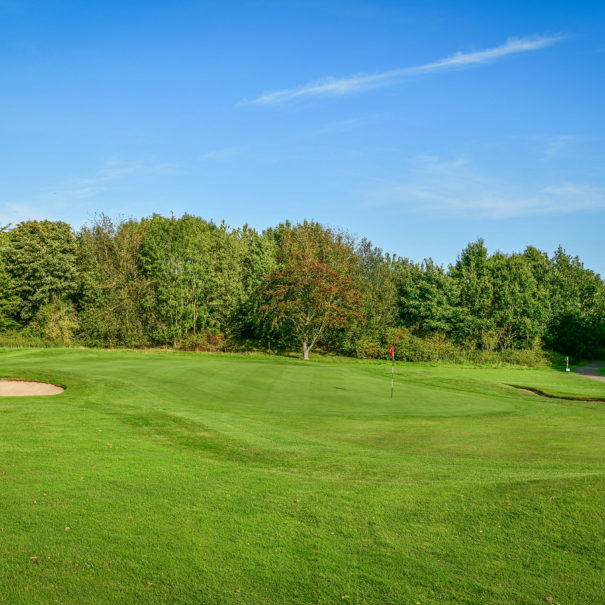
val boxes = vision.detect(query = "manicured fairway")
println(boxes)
[0,349,604,604]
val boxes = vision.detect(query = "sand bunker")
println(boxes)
[0,379,64,396]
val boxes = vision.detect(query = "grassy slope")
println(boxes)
[0,349,603,604]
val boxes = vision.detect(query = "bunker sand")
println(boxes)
[0,379,63,396]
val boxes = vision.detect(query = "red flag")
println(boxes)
[388,345,394,358]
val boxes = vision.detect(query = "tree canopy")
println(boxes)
[258,222,361,359]
[0,216,601,361]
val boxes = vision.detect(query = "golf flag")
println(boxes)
[388,345,394,358]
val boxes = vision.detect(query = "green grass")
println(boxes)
[0,349,604,604]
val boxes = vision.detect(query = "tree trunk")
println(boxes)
[302,341,309,360]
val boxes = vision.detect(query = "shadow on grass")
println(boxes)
[508,384,605,402]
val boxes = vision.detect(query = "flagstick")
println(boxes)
[390,348,394,399]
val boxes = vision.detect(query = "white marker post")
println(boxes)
[566,356,570,373]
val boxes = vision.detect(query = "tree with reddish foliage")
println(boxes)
[259,222,362,360]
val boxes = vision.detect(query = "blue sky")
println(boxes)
[1,0,604,274]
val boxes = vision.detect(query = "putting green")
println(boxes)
[0,348,603,604]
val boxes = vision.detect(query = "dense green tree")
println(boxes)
[139,214,249,346]
[446,242,551,350]
[485,252,547,349]
[397,258,460,336]
[449,239,495,348]
[545,247,605,357]
[522,246,554,291]
[0,229,20,331]
[549,246,602,319]
[231,225,277,343]
[356,240,398,331]
[337,239,398,357]
[5,220,78,323]
[78,217,149,347]
[139,214,214,345]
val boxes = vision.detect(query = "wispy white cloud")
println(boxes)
[0,202,49,227]
[542,184,605,199]
[245,35,565,106]
[199,147,241,161]
[74,161,141,186]
[299,113,385,138]
[542,134,577,159]
[369,154,605,219]
[33,159,180,205]
[1,158,182,227]
[404,35,565,74]
[31,160,143,205]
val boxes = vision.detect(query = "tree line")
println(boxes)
[0,214,602,362]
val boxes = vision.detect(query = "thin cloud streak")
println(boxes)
[368,154,605,220]
[0,203,49,227]
[31,159,180,207]
[200,147,242,161]
[245,35,565,106]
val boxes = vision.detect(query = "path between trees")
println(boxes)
[576,361,605,383]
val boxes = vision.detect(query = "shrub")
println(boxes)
[176,331,226,352]
[27,300,79,345]
[355,337,383,359]
[357,327,561,367]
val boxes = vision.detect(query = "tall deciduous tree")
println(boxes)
[485,251,546,349]
[78,216,149,347]
[0,228,20,331]
[259,222,362,359]
[139,214,247,346]
[231,225,277,342]
[6,220,78,323]
[397,257,460,336]
[545,246,605,358]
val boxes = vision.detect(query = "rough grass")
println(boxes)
[0,349,603,604]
